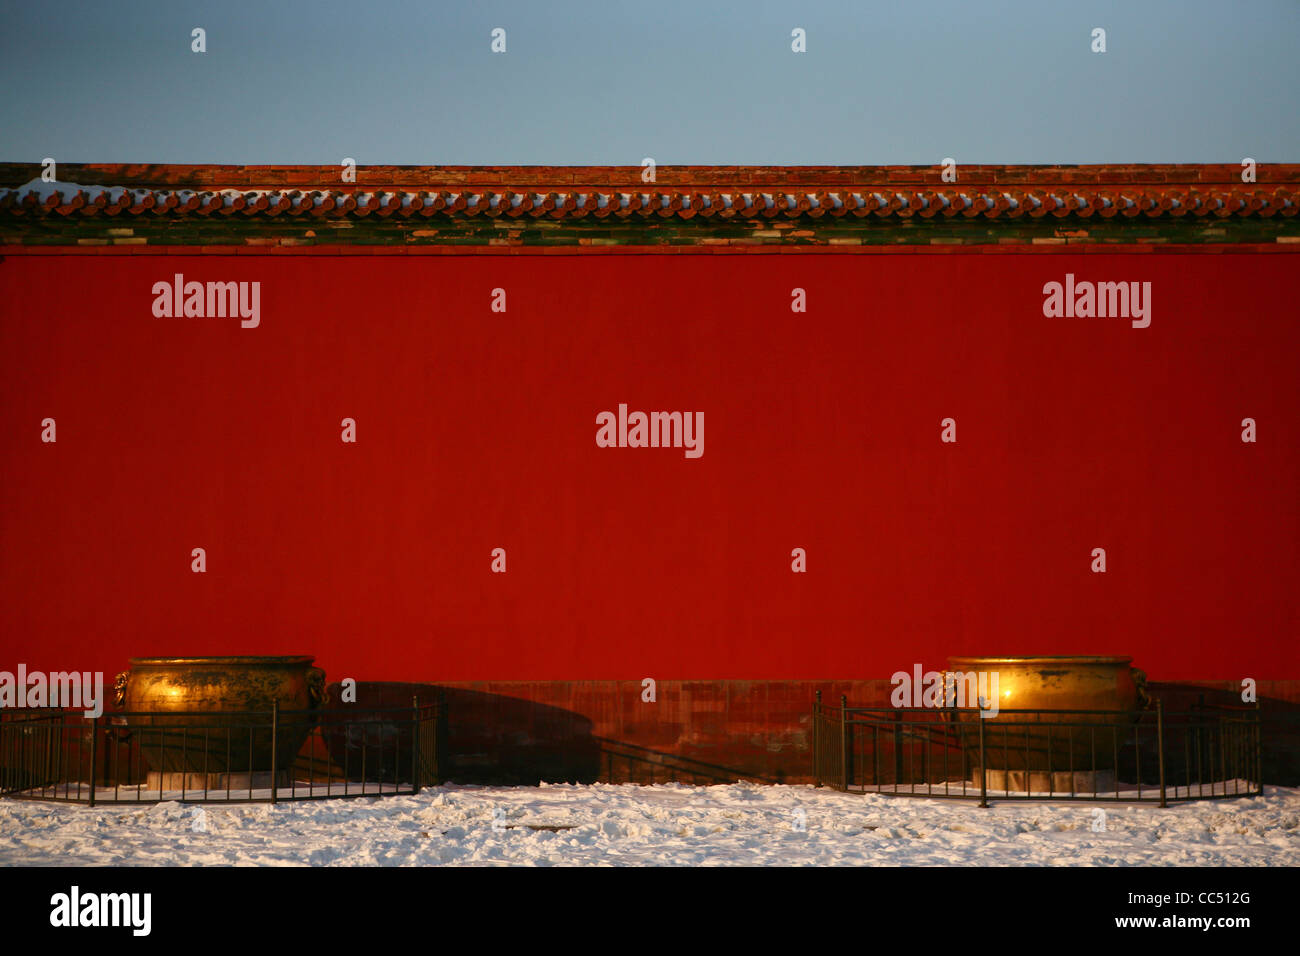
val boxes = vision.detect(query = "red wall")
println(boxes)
[1,251,1297,683]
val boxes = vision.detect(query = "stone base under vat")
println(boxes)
[147,770,290,791]
[972,768,1116,794]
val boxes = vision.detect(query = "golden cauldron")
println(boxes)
[947,655,1148,790]
[114,656,326,787]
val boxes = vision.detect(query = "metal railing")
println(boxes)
[1,698,441,805]
[811,692,1262,806]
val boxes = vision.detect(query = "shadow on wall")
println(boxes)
[319,682,783,786]
[320,682,598,785]
[1147,683,1299,787]
[311,680,1299,788]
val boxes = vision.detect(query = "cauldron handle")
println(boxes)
[113,671,129,710]
[307,667,329,708]
[1131,667,1150,710]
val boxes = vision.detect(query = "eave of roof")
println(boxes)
[3,163,1297,221]
[2,164,1297,248]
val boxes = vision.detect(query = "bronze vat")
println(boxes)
[114,656,326,782]
[946,655,1149,786]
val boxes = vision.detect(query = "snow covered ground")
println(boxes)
[1,782,1297,866]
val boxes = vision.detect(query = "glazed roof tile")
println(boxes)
[2,164,1296,222]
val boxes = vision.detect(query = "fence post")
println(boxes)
[813,690,822,788]
[893,710,904,789]
[436,688,446,786]
[270,699,279,806]
[1156,698,1166,809]
[1254,700,1263,796]
[839,694,848,791]
[977,712,988,808]
[411,695,420,793]
[88,714,98,808]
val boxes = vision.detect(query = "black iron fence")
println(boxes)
[1,698,441,805]
[811,692,1262,806]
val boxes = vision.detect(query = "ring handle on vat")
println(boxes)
[307,666,329,708]
[1131,667,1150,710]
[113,671,130,710]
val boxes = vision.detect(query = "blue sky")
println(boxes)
[1,0,1296,165]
